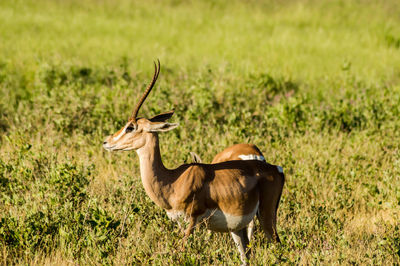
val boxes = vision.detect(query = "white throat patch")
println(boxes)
[238,154,265,161]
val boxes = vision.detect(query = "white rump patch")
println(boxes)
[277,165,284,173]
[238,154,265,161]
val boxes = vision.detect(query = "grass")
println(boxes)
[1,0,400,264]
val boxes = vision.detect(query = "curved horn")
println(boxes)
[130,60,161,122]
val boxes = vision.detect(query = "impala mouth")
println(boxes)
[103,143,116,151]
[103,143,134,152]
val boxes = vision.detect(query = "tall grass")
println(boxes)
[1,0,399,264]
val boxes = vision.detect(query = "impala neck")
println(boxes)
[136,133,173,209]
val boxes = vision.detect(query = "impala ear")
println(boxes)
[149,110,174,122]
[145,121,179,132]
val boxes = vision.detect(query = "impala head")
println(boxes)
[103,60,178,151]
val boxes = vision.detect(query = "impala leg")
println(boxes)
[184,217,196,239]
[247,219,255,241]
[258,195,281,243]
[231,228,250,266]
[179,216,197,252]
[179,217,196,251]
[258,178,282,243]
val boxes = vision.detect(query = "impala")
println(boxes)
[103,61,285,264]
[191,143,278,242]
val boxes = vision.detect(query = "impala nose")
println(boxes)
[103,140,112,151]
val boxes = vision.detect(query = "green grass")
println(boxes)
[1,0,400,264]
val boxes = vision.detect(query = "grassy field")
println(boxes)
[1,0,400,264]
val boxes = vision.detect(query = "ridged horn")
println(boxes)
[130,60,161,122]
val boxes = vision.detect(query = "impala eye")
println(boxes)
[125,125,135,133]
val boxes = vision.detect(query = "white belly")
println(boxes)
[197,201,259,232]
[166,210,187,222]
[166,202,258,232]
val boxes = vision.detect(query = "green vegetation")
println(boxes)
[1,0,400,264]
